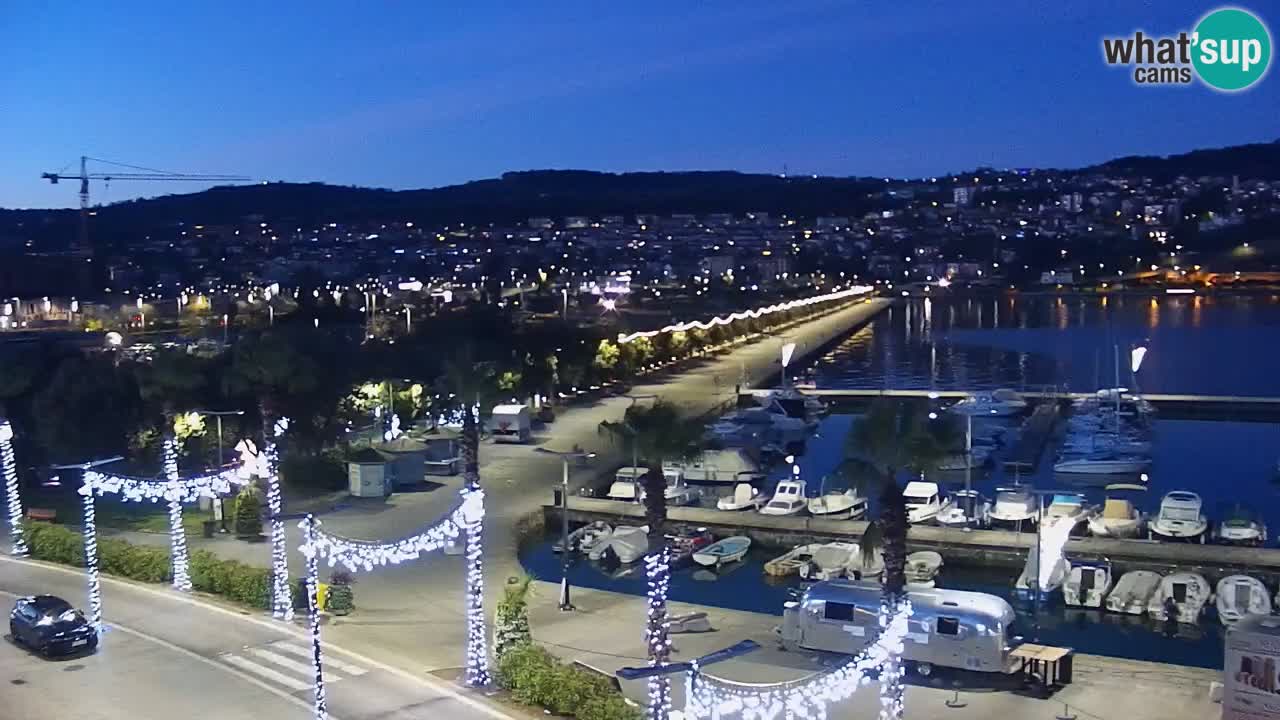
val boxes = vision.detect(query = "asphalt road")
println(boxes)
[0,556,513,720]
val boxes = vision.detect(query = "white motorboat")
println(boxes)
[904,551,943,587]
[1086,485,1146,538]
[935,446,993,472]
[1015,550,1069,598]
[1146,572,1211,624]
[692,536,751,568]
[799,542,858,581]
[991,486,1038,526]
[759,480,808,516]
[1063,561,1113,608]
[607,466,699,506]
[844,544,884,581]
[1053,452,1151,475]
[1061,433,1153,456]
[949,388,1028,417]
[1149,491,1209,542]
[723,400,809,444]
[554,521,611,554]
[755,388,827,423]
[1105,570,1162,615]
[807,489,868,519]
[936,490,992,528]
[588,525,649,564]
[1216,575,1272,624]
[763,543,821,577]
[903,481,949,524]
[1215,506,1268,546]
[716,482,767,511]
[1041,494,1097,526]
[666,449,766,485]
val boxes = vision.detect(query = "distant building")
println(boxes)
[953,186,976,206]
[1061,192,1084,213]
[816,216,850,230]
[705,213,734,226]
[563,216,589,229]
[1040,270,1074,285]
[700,254,736,277]
[745,211,772,225]
[527,217,554,229]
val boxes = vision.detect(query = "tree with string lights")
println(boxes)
[599,400,703,720]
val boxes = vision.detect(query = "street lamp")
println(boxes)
[536,446,596,611]
[192,409,246,532]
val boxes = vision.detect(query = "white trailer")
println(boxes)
[488,404,532,443]
[1224,614,1280,719]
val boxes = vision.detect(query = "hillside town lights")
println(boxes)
[617,286,874,344]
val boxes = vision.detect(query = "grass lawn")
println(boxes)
[25,491,219,535]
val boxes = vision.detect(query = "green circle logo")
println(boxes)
[1192,7,1272,91]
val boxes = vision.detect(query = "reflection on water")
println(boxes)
[803,295,1280,395]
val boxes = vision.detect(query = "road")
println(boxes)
[0,557,514,720]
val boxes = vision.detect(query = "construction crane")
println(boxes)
[41,155,249,255]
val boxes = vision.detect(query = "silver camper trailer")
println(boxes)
[780,580,1019,675]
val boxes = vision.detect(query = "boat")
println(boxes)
[903,481,949,524]
[844,544,884,581]
[936,490,991,528]
[807,489,868,519]
[668,527,713,568]
[1053,452,1151,475]
[721,400,809,444]
[759,480,808,516]
[1086,484,1146,538]
[1105,570,1162,615]
[1146,572,1211,624]
[1216,575,1272,624]
[1061,432,1153,456]
[666,449,767,485]
[588,525,649,564]
[763,544,821,577]
[755,388,828,423]
[692,536,751,567]
[1215,506,1268,546]
[607,466,699,506]
[799,542,858,581]
[1149,491,1209,543]
[935,446,993,472]
[905,551,944,587]
[1063,561,1113,608]
[716,482,767,511]
[990,486,1038,526]
[948,389,1028,417]
[553,521,611,554]
[1014,548,1069,599]
[1040,494,1096,529]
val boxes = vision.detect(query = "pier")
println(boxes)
[549,497,1280,584]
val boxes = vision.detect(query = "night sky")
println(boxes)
[3,1,1276,208]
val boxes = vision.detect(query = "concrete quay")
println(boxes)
[553,497,1280,583]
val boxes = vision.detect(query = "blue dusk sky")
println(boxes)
[2,1,1276,208]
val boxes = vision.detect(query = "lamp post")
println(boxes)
[536,446,596,611]
[192,409,246,532]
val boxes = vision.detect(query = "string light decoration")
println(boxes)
[263,417,292,621]
[616,286,874,344]
[682,601,913,720]
[79,485,103,633]
[461,484,490,687]
[1,420,26,556]
[162,437,192,591]
[645,546,674,720]
[299,514,329,720]
[304,502,464,571]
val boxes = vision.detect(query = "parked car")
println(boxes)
[9,595,97,656]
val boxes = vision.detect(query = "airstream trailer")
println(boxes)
[780,580,1019,676]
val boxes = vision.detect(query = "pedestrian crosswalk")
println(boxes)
[218,639,369,693]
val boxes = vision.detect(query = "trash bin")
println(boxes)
[202,520,218,538]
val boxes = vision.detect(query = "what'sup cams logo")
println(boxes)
[1103,7,1271,91]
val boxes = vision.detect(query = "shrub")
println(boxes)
[326,569,354,615]
[494,575,533,660]
[280,451,347,492]
[495,643,639,720]
[21,522,270,610]
[234,486,263,538]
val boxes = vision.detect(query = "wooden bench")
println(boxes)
[26,508,56,522]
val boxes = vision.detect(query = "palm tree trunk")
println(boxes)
[261,397,291,620]
[162,417,191,591]
[878,472,908,720]
[461,403,490,686]
[642,463,671,720]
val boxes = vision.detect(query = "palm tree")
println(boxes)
[598,400,703,720]
[437,346,499,687]
[839,398,955,719]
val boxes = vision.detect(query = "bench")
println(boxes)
[26,508,56,522]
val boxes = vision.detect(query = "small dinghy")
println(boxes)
[936,490,992,528]
[717,482,767,511]
[1105,570,1162,615]
[588,525,649,564]
[1063,561,1113,608]
[843,544,884,581]
[692,536,751,568]
[1216,575,1272,624]
[905,551,943,587]
[799,542,858,581]
[763,544,821,577]
[1146,572,1212,624]
[554,521,611,554]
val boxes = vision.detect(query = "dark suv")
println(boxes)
[9,595,98,656]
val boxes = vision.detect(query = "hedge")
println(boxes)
[495,644,640,720]
[22,522,271,610]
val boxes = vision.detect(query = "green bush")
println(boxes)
[21,522,270,610]
[495,644,639,720]
[234,486,263,538]
[326,570,354,615]
[280,451,347,491]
